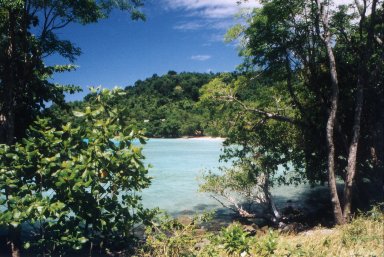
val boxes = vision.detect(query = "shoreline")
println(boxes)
[148,136,226,141]
[180,136,226,140]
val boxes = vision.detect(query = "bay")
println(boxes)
[140,138,330,217]
[141,138,224,216]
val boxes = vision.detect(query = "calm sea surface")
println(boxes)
[140,139,328,216]
[141,138,223,216]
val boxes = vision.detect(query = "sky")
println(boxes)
[46,0,261,101]
[46,0,354,101]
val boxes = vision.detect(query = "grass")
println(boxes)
[136,205,384,257]
[272,214,383,256]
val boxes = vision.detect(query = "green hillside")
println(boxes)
[48,71,227,138]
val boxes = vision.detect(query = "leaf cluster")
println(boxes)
[0,88,155,255]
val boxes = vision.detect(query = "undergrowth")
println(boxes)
[135,205,384,257]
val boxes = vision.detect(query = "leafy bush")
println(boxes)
[139,212,213,257]
[0,87,155,255]
[254,230,278,256]
[217,223,251,256]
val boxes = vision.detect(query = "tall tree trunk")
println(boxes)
[343,70,364,220]
[8,227,21,257]
[315,0,345,225]
[3,9,17,145]
[324,41,344,225]
[374,96,384,187]
[4,9,22,257]
[343,0,378,220]
[371,49,384,203]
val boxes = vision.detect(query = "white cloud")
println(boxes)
[166,0,360,19]
[173,21,204,30]
[210,20,235,30]
[165,0,260,19]
[174,19,234,32]
[208,33,225,42]
[166,0,365,44]
[191,55,212,61]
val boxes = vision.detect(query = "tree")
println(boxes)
[202,0,383,225]
[73,72,217,138]
[314,0,382,223]
[0,0,145,145]
[341,0,381,220]
[315,0,345,225]
[199,73,299,223]
[0,87,155,256]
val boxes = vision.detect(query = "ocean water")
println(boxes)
[140,139,329,216]
[141,138,224,216]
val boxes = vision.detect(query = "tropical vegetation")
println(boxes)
[0,0,383,256]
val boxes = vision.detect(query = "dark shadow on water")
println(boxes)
[168,185,342,231]
[171,203,219,216]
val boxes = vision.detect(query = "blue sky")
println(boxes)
[46,0,259,101]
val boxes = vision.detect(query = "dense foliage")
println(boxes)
[0,1,147,256]
[199,0,383,224]
[120,71,217,137]
[1,0,383,255]
[0,88,155,256]
[0,0,144,144]
[48,71,224,138]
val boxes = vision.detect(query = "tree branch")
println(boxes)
[229,96,302,126]
[210,194,256,218]
[51,17,73,31]
[354,0,366,18]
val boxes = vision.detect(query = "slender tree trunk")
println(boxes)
[376,120,384,170]
[3,9,17,145]
[260,174,281,223]
[371,50,384,203]
[343,71,364,220]
[324,50,345,225]
[8,227,21,257]
[267,191,281,221]
[374,97,384,189]
[4,9,22,257]
[316,0,345,225]
[343,0,378,220]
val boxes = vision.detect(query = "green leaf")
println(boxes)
[73,111,85,117]
[23,242,31,249]
[78,237,88,244]
[10,221,19,228]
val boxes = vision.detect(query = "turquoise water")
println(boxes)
[141,138,225,215]
[140,139,327,216]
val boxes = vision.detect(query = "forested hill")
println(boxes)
[51,71,225,138]
[119,71,217,137]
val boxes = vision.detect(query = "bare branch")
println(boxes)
[41,6,55,38]
[230,97,302,126]
[51,17,73,31]
[210,195,239,213]
[210,194,256,218]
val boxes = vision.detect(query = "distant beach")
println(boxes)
[179,136,226,141]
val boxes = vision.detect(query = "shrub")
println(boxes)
[0,87,155,255]
[217,223,251,256]
[139,212,213,257]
